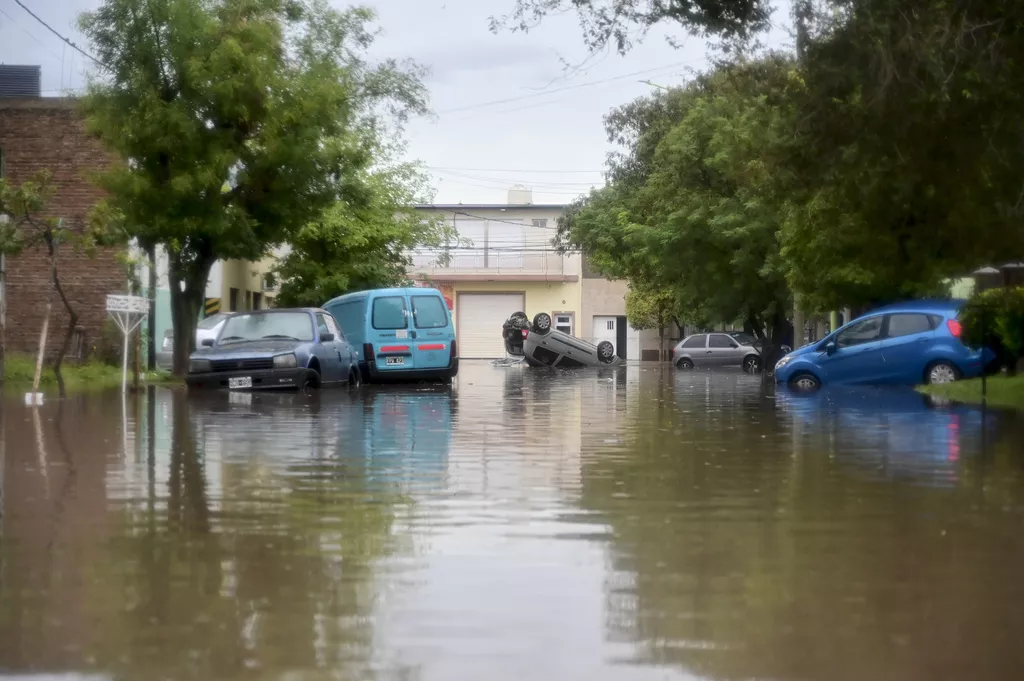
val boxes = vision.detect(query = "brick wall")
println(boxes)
[0,98,125,358]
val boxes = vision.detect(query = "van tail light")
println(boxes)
[947,320,962,338]
[450,340,458,362]
[363,343,374,360]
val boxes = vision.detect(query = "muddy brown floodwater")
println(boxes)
[2,362,1024,681]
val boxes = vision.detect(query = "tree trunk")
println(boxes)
[0,254,6,384]
[169,249,215,376]
[45,233,78,400]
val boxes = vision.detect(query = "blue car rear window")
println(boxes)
[412,296,449,329]
[372,296,408,330]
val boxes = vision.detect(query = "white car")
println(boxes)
[156,313,229,369]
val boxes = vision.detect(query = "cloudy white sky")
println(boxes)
[0,0,792,204]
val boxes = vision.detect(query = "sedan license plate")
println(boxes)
[386,356,404,366]
[228,376,252,389]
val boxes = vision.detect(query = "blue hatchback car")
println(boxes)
[185,308,360,391]
[774,300,993,391]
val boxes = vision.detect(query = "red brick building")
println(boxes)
[0,96,126,359]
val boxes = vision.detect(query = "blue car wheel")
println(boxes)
[789,371,821,391]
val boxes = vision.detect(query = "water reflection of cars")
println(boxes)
[776,384,998,486]
[516,312,623,368]
[186,308,360,391]
[774,300,993,390]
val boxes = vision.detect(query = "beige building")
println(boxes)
[412,187,662,360]
[203,247,285,315]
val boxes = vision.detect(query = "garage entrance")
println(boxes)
[456,292,525,358]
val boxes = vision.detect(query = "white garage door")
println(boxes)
[457,292,525,359]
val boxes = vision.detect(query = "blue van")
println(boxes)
[324,287,458,383]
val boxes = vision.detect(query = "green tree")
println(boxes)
[79,0,427,374]
[557,56,795,346]
[273,163,453,307]
[625,282,681,359]
[779,0,1024,312]
[490,0,771,53]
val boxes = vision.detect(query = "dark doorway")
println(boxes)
[616,315,627,359]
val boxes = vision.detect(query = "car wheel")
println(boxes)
[532,312,552,335]
[925,360,960,385]
[743,355,762,373]
[789,372,820,392]
[676,357,694,370]
[348,368,362,390]
[302,369,321,395]
[597,340,616,364]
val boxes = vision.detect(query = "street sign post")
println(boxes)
[106,295,149,393]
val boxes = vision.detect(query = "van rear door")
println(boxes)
[410,293,453,370]
[370,294,415,372]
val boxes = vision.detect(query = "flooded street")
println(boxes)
[3,361,1024,681]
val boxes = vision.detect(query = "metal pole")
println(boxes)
[122,322,129,393]
[981,303,987,404]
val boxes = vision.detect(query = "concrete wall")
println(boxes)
[580,278,626,344]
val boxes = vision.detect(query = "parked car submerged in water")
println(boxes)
[671,332,768,372]
[773,299,994,391]
[185,308,360,391]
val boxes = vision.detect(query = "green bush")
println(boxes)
[960,287,1024,371]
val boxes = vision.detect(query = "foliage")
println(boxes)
[274,163,454,307]
[779,0,1024,312]
[960,287,1024,372]
[79,0,427,374]
[490,0,771,53]
[556,56,794,341]
[2,354,172,392]
[625,283,678,332]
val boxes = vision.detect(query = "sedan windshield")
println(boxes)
[218,312,314,344]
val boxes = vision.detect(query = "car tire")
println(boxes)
[789,372,821,392]
[532,312,552,335]
[676,357,694,370]
[302,369,321,395]
[597,340,616,364]
[743,355,762,373]
[348,368,362,390]
[925,360,960,385]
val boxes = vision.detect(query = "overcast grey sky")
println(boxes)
[0,0,792,204]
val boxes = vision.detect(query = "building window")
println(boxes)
[555,313,573,335]
[531,218,548,229]
[607,320,614,331]
[229,287,239,311]
[253,292,262,310]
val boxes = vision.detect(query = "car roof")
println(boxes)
[226,307,320,315]
[862,299,965,315]
[324,287,443,306]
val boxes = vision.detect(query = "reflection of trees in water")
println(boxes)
[581,386,1024,681]
[83,390,419,681]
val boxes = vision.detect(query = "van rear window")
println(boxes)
[372,296,408,330]
[412,296,448,329]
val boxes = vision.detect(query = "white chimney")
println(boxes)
[507,185,532,205]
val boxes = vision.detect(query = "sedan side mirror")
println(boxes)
[201,338,214,347]
[320,333,335,343]
[824,341,837,355]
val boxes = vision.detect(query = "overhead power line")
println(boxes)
[0,5,63,62]
[12,0,105,69]
[436,60,695,115]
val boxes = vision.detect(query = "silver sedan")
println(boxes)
[670,332,764,372]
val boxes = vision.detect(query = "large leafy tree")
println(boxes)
[557,56,795,344]
[79,0,426,374]
[779,0,1024,313]
[273,163,453,307]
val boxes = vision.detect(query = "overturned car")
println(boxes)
[503,311,623,368]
